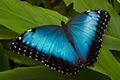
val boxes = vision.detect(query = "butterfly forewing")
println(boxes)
[68,10,110,66]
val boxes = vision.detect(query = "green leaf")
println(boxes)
[0,0,119,80]
[25,0,41,6]
[64,0,120,39]
[111,50,120,63]
[0,43,10,71]
[0,66,111,80]
[110,0,120,13]
[103,34,120,51]
[0,0,68,33]
[0,25,17,39]
[117,0,120,3]
[91,46,120,80]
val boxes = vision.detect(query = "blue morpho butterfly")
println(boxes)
[10,9,110,74]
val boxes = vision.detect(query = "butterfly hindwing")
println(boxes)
[68,10,110,66]
[10,26,81,74]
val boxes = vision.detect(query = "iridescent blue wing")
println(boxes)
[10,26,80,74]
[68,10,110,66]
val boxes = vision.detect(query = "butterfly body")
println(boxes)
[10,10,110,74]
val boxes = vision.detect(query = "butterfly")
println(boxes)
[10,9,110,74]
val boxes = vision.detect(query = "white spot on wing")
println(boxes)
[30,52,32,54]
[14,46,17,48]
[29,56,32,58]
[27,29,32,32]
[24,50,26,52]
[35,58,38,61]
[18,48,21,50]
[58,70,60,72]
[47,65,49,67]
[12,42,14,45]
[97,11,101,14]
[18,37,22,40]
[41,60,44,63]
[87,10,91,12]
[61,71,64,73]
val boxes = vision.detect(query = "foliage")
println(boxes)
[0,0,120,80]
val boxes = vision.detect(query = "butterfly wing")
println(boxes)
[10,26,80,74]
[68,10,110,66]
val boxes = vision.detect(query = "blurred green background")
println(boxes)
[0,0,120,80]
